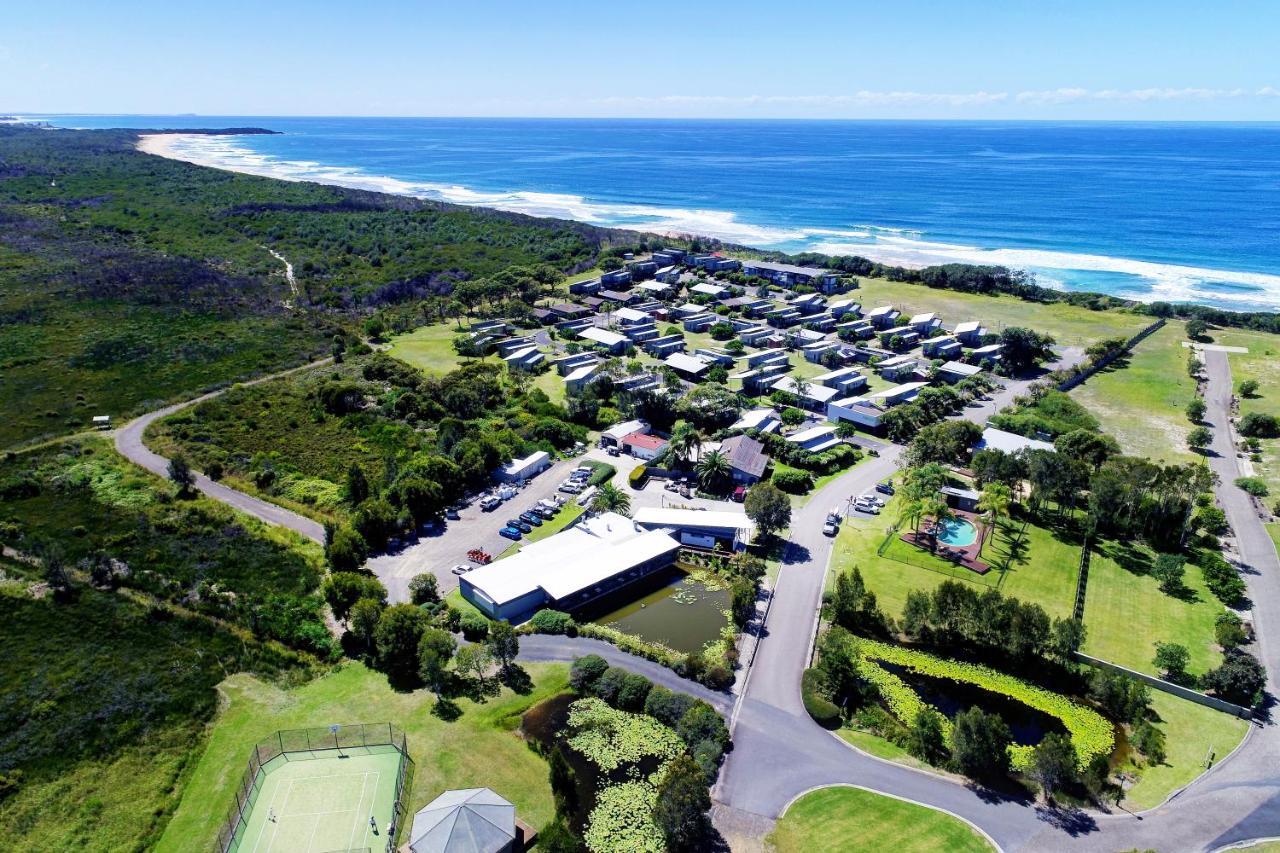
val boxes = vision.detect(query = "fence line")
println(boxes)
[1055,318,1166,393]
[215,723,412,853]
[1072,537,1091,621]
[1073,652,1254,719]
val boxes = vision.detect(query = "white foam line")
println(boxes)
[136,133,1280,312]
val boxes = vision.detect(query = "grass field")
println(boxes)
[158,662,567,851]
[232,747,403,853]
[766,785,993,853]
[851,277,1152,349]
[1070,322,1199,465]
[499,502,586,557]
[1081,539,1225,678]
[828,498,1080,622]
[1214,328,1280,498]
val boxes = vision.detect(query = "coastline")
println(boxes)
[130,130,1280,313]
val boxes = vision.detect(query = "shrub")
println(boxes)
[569,654,609,692]
[616,672,654,711]
[459,610,489,640]
[645,686,697,729]
[530,609,576,635]
[772,468,814,495]
[1235,476,1270,497]
[592,666,629,705]
[1238,412,1280,438]
[801,668,841,729]
[676,702,729,751]
[408,573,439,605]
[1202,649,1266,707]
[1197,551,1247,604]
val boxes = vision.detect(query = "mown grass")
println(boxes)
[829,498,1080,622]
[766,785,994,853]
[1069,322,1199,465]
[157,662,567,851]
[0,566,316,852]
[1081,539,1224,678]
[386,322,478,376]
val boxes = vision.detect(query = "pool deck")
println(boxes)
[898,511,990,575]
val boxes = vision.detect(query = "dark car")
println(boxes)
[875,481,895,495]
[507,519,533,534]
[519,512,543,527]
[535,506,557,519]
[499,527,523,541]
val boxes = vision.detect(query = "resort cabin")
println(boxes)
[788,328,827,347]
[718,434,770,484]
[644,335,687,358]
[600,419,651,449]
[694,347,737,366]
[664,352,713,381]
[836,319,875,340]
[875,354,919,381]
[563,363,600,393]
[875,381,929,407]
[802,341,839,364]
[655,266,682,284]
[812,366,869,395]
[828,299,861,319]
[632,507,757,550]
[628,260,658,279]
[612,306,651,326]
[738,326,775,346]
[970,344,1003,364]
[936,360,983,384]
[502,347,545,371]
[600,268,633,286]
[569,278,602,296]
[496,451,551,483]
[805,316,837,333]
[652,248,687,266]
[866,305,901,330]
[637,281,672,297]
[941,486,981,512]
[577,326,629,354]
[786,425,843,453]
[908,312,942,333]
[746,349,790,369]
[614,373,661,395]
[952,321,987,345]
[740,260,841,291]
[599,289,640,305]
[770,375,841,414]
[672,301,707,318]
[826,396,887,430]
[461,512,681,621]
[690,281,730,299]
[548,302,592,320]
[974,427,1057,455]
[682,313,718,333]
[731,407,782,435]
[622,431,670,460]
[691,254,740,272]
[878,325,921,349]
[921,335,962,359]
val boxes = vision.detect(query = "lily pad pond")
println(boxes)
[574,563,731,654]
[884,663,1068,747]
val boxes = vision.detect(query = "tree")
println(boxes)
[167,453,196,496]
[325,524,368,572]
[349,597,384,653]
[1187,426,1212,452]
[590,482,631,516]
[322,571,387,620]
[1239,379,1260,398]
[1202,649,1266,707]
[1185,317,1209,341]
[1238,412,1280,438]
[36,542,72,598]
[1215,612,1248,649]
[669,423,703,468]
[922,494,953,553]
[1153,642,1190,681]
[408,572,440,605]
[487,620,520,673]
[345,463,370,505]
[456,644,493,686]
[998,327,1056,374]
[976,482,1012,544]
[1029,733,1078,801]
[743,481,791,539]
[569,654,609,692]
[950,707,1012,780]
[695,449,732,494]
[1186,398,1207,423]
[652,755,711,850]
[1054,429,1118,470]
[417,628,457,697]
[1050,617,1087,661]
[907,708,949,765]
[375,604,429,681]
[1151,553,1186,594]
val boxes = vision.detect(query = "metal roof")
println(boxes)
[408,788,515,853]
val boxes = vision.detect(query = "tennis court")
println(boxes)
[232,745,404,853]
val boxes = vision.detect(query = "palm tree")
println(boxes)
[976,482,1012,547]
[922,495,953,553]
[898,498,925,537]
[590,482,631,516]
[696,449,733,494]
[669,424,703,470]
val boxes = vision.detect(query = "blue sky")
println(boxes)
[3,0,1278,119]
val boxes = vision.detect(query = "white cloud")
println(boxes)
[1016,86,1275,104]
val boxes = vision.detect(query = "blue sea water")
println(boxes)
[26,115,1280,312]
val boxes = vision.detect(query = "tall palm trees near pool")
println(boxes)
[977,482,1012,546]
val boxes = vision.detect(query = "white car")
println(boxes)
[450,564,470,576]
[860,493,886,508]
[559,482,584,494]
[853,499,880,515]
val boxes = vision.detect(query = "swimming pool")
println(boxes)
[935,518,978,547]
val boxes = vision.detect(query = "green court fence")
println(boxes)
[215,723,412,853]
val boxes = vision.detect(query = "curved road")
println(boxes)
[112,347,1280,851]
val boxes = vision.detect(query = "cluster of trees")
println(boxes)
[1151,631,1266,707]
[880,382,987,444]
[559,656,729,850]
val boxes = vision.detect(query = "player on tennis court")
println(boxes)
[369,815,378,834]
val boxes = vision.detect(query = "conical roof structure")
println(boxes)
[407,788,516,853]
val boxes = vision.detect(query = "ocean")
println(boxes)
[26,115,1280,312]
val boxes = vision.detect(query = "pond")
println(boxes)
[575,563,731,654]
[936,517,978,547]
[884,663,1068,747]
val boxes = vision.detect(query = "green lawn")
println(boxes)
[498,502,586,557]
[1214,328,1280,498]
[829,499,1080,622]
[767,785,993,853]
[1081,539,1225,678]
[1121,691,1249,810]
[157,662,567,852]
[851,277,1152,349]
[1070,322,1199,465]
[387,322,496,376]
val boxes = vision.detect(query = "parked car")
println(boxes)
[519,512,543,526]
[559,482,583,494]
[853,499,880,515]
[445,507,461,520]
[875,481,895,495]
[535,506,557,519]
[479,495,501,511]
[507,519,533,534]
[451,564,470,576]
[606,446,620,457]
[861,493,886,508]
[732,486,747,503]
[498,527,523,541]
[822,522,838,537]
